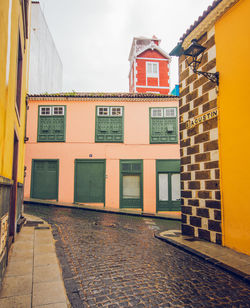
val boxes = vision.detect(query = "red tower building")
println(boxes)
[128,36,171,94]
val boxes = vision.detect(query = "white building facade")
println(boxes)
[29,1,63,94]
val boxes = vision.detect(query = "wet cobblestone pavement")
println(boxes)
[24,204,250,307]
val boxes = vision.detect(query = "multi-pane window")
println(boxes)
[53,106,64,115]
[40,107,51,116]
[146,62,159,78]
[95,106,123,143]
[38,106,66,142]
[150,107,178,143]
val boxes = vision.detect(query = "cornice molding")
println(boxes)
[28,96,179,103]
[182,0,239,49]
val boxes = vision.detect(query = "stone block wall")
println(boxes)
[179,27,222,244]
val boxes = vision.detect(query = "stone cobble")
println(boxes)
[25,205,250,308]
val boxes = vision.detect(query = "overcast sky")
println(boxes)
[38,0,214,93]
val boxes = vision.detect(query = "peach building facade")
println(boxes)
[24,93,180,214]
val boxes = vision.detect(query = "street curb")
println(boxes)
[24,199,181,221]
[154,233,250,285]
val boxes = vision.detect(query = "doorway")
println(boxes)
[31,159,59,200]
[120,160,143,209]
[74,159,105,203]
[156,160,181,211]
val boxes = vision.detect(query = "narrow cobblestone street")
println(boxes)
[24,204,250,307]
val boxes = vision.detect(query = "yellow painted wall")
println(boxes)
[0,0,9,179]
[215,0,250,255]
[0,0,30,184]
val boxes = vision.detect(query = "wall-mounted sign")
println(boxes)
[186,108,218,129]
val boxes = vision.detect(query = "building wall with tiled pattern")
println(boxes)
[178,26,222,244]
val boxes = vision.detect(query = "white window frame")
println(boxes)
[151,108,163,118]
[97,106,123,117]
[40,106,52,116]
[97,107,110,116]
[146,62,159,78]
[53,106,65,116]
[164,108,176,118]
[111,107,123,117]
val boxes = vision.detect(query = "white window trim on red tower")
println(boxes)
[146,62,159,78]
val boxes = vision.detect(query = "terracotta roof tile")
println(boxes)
[180,0,222,42]
[28,92,178,99]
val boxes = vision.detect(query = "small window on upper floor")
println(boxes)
[111,107,123,116]
[146,62,159,78]
[150,107,178,144]
[53,106,65,115]
[164,108,176,118]
[38,106,66,142]
[151,108,163,118]
[97,107,109,116]
[40,107,52,116]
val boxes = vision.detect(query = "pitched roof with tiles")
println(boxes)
[28,92,178,101]
[179,0,222,42]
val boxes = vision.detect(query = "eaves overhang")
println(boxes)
[136,45,171,61]
[170,0,239,56]
[27,93,179,102]
[169,43,184,57]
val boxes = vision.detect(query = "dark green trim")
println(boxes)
[95,106,124,143]
[119,160,143,210]
[169,43,184,57]
[30,159,59,201]
[74,159,106,204]
[149,107,178,144]
[156,159,180,172]
[156,159,181,212]
[37,105,66,142]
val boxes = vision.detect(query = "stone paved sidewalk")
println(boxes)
[155,230,250,284]
[0,214,70,308]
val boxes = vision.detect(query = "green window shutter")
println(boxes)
[53,117,65,141]
[150,108,178,144]
[38,106,66,142]
[95,107,123,143]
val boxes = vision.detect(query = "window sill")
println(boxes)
[95,141,124,143]
[150,141,179,144]
[37,140,66,143]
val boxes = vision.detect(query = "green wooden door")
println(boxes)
[75,160,105,203]
[156,160,181,211]
[120,160,143,209]
[31,160,59,200]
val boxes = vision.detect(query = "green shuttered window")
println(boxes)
[95,106,123,143]
[150,107,178,143]
[38,106,66,142]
